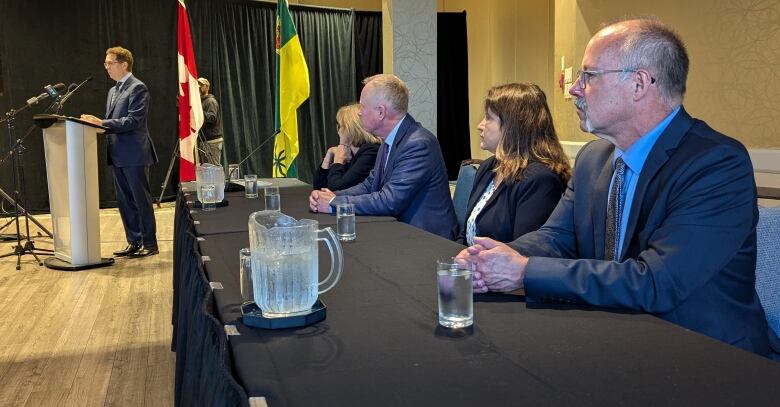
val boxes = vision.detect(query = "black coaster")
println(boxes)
[192,199,230,209]
[241,300,327,329]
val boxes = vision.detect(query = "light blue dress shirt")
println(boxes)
[611,106,680,257]
[381,114,406,171]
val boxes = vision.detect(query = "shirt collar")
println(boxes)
[383,114,406,147]
[615,106,681,172]
[117,73,133,88]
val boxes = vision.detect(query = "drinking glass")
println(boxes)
[200,184,217,211]
[264,186,280,211]
[227,163,241,182]
[336,203,356,241]
[245,174,259,198]
[437,258,473,328]
[239,248,254,306]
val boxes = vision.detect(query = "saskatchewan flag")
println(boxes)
[273,0,310,178]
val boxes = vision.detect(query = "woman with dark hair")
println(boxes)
[457,83,571,245]
[314,103,380,190]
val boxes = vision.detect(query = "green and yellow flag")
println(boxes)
[273,0,310,177]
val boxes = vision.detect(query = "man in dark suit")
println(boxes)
[458,18,777,357]
[309,74,458,240]
[81,46,158,257]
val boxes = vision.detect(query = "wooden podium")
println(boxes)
[34,114,114,270]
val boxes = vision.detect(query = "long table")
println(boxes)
[172,180,780,406]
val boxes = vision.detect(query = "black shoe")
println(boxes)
[114,243,142,257]
[128,245,159,258]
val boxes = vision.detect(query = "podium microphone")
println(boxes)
[26,83,66,106]
[236,129,281,168]
[57,76,93,107]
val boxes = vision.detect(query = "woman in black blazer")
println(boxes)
[314,103,380,190]
[456,83,571,245]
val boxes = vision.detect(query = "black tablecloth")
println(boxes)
[173,182,780,406]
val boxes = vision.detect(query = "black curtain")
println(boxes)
[437,12,471,180]
[188,0,356,185]
[354,11,383,100]
[0,1,468,210]
[0,0,178,211]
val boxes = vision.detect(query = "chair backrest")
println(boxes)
[756,205,780,337]
[452,163,479,227]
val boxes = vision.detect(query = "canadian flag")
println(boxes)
[177,0,203,181]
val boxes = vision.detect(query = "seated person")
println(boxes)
[314,103,380,190]
[457,83,570,245]
[309,74,458,240]
[457,18,776,357]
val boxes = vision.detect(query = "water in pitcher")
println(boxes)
[252,246,318,317]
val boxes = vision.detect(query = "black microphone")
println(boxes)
[57,76,93,107]
[26,83,66,106]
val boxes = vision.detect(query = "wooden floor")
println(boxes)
[0,205,176,407]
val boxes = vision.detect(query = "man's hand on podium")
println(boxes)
[80,114,103,127]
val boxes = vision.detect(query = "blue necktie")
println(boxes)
[376,142,389,184]
[605,157,626,260]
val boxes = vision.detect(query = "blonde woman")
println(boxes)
[314,103,381,190]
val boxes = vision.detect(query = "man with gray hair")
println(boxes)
[310,74,458,239]
[458,18,778,357]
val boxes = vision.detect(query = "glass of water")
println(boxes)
[264,185,280,211]
[239,248,254,306]
[200,183,217,211]
[245,174,258,198]
[336,203,356,241]
[437,257,473,328]
[227,163,241,182]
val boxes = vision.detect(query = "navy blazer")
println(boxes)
[456,157,565,244]
[332,114,458,240]
[510,107,772,356]
[103,75,158,167]
[313,143,380,191]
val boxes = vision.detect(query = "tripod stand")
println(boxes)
[156,131,221,207]
[0,107,54,270]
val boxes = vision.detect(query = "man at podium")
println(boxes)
[80,46,159,258]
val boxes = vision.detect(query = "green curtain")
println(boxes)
[188,0,355,183]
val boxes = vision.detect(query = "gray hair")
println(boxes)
[604,18,689,105]
[362,74,409,114]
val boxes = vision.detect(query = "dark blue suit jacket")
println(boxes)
[510,107,773,356]
[103,75,158,167]
[456,157,566,244]
[332,114,458,240]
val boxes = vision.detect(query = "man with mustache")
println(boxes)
[457,17,778,358]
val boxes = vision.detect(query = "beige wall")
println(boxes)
[557,0,780,148]
[299,0,780,154]
[440,0,555,159]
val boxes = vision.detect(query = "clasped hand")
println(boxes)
[455,237,529,293]
[309,188,335,213]
[321,145,352,169]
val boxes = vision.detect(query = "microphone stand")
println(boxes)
[230,129,281,179]
[0,102,54,270]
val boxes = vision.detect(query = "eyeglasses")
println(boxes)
[576,68,655,89]
[103,61,122,68]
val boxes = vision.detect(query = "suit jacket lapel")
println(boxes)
[619,107,694,260]
[592,152,614,259]
[106,87,115,117]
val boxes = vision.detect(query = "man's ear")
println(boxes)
[632,69,654,101]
